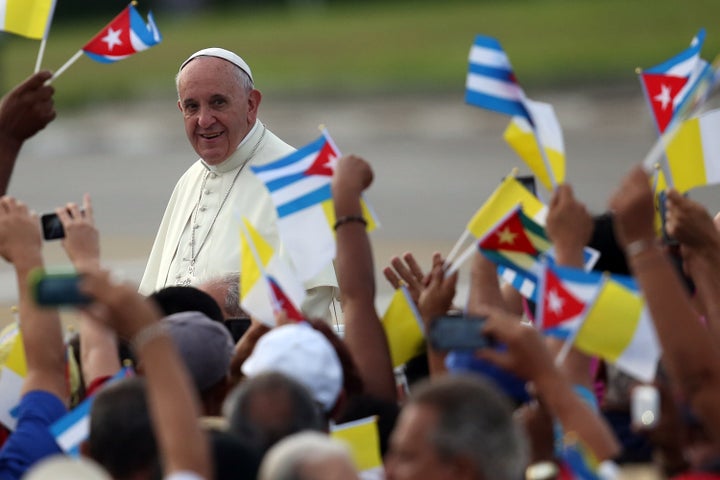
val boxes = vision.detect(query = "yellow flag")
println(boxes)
[322,197,380,233]
[466,175,547,238]
[574,277,659,382]
[239,218,274,302]
[664,109,720,193]
[381,286,425,368]
[504,100,566,191]
[331,416,383,472]
[1,0,55,40]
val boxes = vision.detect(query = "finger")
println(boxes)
[403,252,425,281]
[391,256,418,286]
[66,202,81,219]
[82,193,94,221]
[56,206,73,225]
[383,266,401,290]
[17,71,53,92]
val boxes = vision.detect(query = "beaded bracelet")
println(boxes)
[333,214,367,231]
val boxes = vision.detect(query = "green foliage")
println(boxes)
[2,0,720,108]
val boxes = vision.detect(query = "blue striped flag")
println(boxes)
[251,130,378,281]
[496,246,600,303]
[50,367,134,456]
[465,35,532,124]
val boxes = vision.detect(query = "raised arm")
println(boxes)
[331,154,396,403]
[58,194,121,388]
[80,270,211,478]
[0,196,66,402]
[479,305,620,461]
[0,72,56,195]
[417,253,458,377]
[545,183,596,391]
[609,166,720,442]
[664,188,720,341]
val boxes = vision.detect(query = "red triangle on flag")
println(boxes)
[304,141,338,177]
[83,7,135,56]
[268,276,304,322]
[640,73,689,133]
[479,209,538,255]
[541,269,586,329]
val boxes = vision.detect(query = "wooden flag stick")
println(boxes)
[34,38,49,73]
[47,50,83,84]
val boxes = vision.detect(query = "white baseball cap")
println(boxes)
[242,323,344,412]
[179,47,254,83]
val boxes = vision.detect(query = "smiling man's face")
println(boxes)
[177,56,260,165]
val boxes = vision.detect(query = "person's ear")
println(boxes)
[247,89,262,124]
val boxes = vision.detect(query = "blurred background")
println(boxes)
[2,0,720,320]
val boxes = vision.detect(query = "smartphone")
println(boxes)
[28,270,92,307]
[428,314,492,351]
[41,213,65,240]
[631,384,660,429]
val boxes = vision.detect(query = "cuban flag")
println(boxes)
[251,130,378,281]
[535,263,603,340]
[50,367,134,456]
[639,29,713,133]
[465,35,533,124]
[82,3,162,63]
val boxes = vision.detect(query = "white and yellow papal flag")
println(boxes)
[661,108,720,193]
[239,218,306,327]
[0,324,27,430]
[331,416,383,476]
[504,100,566,192]
[0,0,56,39]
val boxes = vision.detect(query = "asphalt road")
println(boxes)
[3,86,718,317]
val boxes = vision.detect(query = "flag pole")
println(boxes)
[48,50,83,84]
[33,0,58,73]
[34,39,49,74]
[445,230,470,267]
[445,243,476,277]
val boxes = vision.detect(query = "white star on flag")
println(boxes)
[547,288,565,314]
[653,84,672,111]
[101,27,123,51]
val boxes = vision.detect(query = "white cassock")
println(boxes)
[139,120,339,320]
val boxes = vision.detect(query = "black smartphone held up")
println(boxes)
[429,314,492,351]
[28,270,92,307]
[41,213,65,241]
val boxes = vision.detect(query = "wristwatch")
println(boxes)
[525,461,559,480]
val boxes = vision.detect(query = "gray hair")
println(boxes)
[175,57,254,99]
[201,272,244,319]
[222,371,326,456]
[258,432,354,480]
[411,374,528,480]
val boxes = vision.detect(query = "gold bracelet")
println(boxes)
[333,214,367,231]
[130,322,168,353]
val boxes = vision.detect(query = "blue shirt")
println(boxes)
[0,390,66,480]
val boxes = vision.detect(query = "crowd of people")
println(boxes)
[0,46,719,480]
